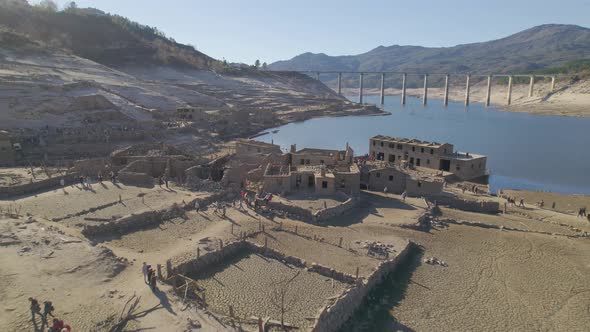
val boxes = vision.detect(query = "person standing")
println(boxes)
[149,272,157,291]
[401,191,407,202]
[194,200,200,213]
[29,297,41,322]
[42,300,54,327]
[142,262,149,284]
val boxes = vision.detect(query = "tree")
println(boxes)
[36,0,58,12]
[269,271,300,328]
[65,1,77,11]
[254,59,261,69]
[262,62,268,70]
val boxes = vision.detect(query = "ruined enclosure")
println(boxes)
[171,241,350,329]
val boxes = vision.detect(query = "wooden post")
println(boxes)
[262,224,265,233]
[338,237,343,247]
[229,305,234,317]
[295,225,298,234]
[219,239,223,249]
[231,223,234,235]
[264,236,268,248]
[166,259,172,279]
[197,247,200,258]
[258,317,264,332]
[156,264,162,280]
[356,267,359,279]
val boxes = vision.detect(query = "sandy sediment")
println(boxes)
[189,252,348,329]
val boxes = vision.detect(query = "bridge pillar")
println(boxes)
[422,74,428,106]
[464,74,471,106]
[443,74,450,106]
[528,75,535,97]
[507,76,513,105]
[359,72,364,104]
[550,76,556,91]
[485,75,492,107]
[401,73,407,105]
[337,72,342,95]
[380,73,385,105]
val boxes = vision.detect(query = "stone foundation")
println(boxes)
[0,173,79,199]
[81,190,235,238]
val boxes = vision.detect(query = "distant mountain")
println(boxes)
[269,24,590,86]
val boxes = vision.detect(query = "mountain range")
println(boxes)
[269,24,590,86]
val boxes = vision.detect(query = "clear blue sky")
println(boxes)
[35,0,590,65]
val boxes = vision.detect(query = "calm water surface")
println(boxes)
[256,95,590,195]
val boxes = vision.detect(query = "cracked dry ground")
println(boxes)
[370,208,590,332]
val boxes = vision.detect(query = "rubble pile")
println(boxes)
[424,257,448,267]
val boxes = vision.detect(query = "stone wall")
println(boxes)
[406,177,444,197]
[432,194,500,213]
[267,200,314,222]
[168,239,415,332]
[313,197,359,223]
[310,241,416,332]
[117,171,154,187]
[81,190,235,238]
[0,172,79,199]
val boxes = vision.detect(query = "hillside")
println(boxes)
[0,0,217,69]
[269,24,590,87]
[0,1,379,162]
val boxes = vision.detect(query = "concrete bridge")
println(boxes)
[295,71,558,106]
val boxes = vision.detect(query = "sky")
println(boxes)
[33,0,590,65]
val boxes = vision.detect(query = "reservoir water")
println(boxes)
[256,95,590,195]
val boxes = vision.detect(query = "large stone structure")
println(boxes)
[362,162,444,196]
[262,144,360,195]
[369,135,487,180]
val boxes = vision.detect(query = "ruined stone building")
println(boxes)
[361,162,444,196]
[369,135,487,180]
[235,139,282,157]
[262,144,360,195]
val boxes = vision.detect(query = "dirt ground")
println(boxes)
[2,173,590,331]
[504,189,590,216]
[189,251,348,330]
[354,205,590,332]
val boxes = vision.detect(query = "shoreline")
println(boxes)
[338,78,590,118]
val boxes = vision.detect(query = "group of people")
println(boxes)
[29,297,71,331]
[142,262,158,291]
[578,207,588,218]
[505,196,526,208]
[461,184,481,195]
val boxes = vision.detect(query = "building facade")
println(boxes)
[369,135,487,180]
[262,144,359,195]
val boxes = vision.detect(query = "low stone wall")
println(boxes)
[310,241,416,332]
[117,171,154,187]
[168,239,414,332]
[81,190,235,238]
[173,240,251,277]
[267,200,314,222]
[81,204,185,237]
[313,197,359,223]
[432,194,500,213]
[0,172,79,199]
